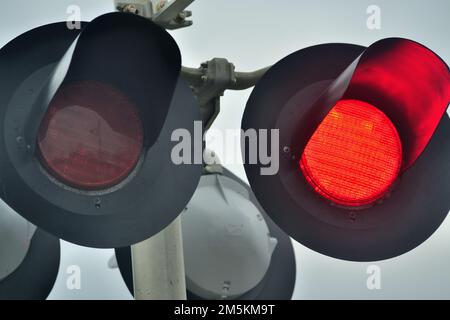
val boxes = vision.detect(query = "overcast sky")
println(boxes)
[0,0,449,299]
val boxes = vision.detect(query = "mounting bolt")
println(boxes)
[155,0,167,13]
[121,4,140,15]
[201,75,208,82]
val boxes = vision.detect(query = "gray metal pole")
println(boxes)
[131,216,187,300]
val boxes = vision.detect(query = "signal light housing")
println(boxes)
[0,13,202,248]
[0,203,60,300]
[115,168,296,300]
[242,38,450,261]
[0,229,60,300]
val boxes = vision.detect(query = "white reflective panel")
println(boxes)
[182,174,277,299]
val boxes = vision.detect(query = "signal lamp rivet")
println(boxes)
[283,146,290,153]
[94,198,101,209]
[16,136,23,143]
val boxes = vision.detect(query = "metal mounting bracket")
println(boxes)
[115,0,194,30]
[114,1,270,130]
[182,59,270,129]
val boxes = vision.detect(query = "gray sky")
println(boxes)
[0,0,449,299]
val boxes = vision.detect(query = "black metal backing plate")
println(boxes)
[0,229,60,300]
[0,22,202,248]
[242,43,450,261]
[115,168,296,300]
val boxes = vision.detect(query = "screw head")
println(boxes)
[122,4,139,15]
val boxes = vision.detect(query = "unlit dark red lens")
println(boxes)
[37,80,144,190]
[300,99,403,207]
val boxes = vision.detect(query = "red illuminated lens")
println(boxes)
[37,80,144,190]
[300,100,402,207]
